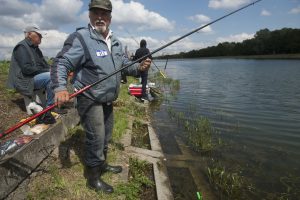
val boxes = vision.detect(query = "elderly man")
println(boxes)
[51,0,151,193]
[7,26,66,123]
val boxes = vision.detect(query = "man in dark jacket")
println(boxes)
[134,39,152,101]
[51,0,151,194]
[7,26,65,122]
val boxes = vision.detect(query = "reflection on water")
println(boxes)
[150,58,300,199]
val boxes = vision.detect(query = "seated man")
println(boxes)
[6,25,66,123]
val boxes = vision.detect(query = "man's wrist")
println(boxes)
[138,64,142,71]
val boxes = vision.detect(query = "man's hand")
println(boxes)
[55,90,70,107]
[139,58,152,71]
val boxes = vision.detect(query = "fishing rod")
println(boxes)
[153,61,167,78]
[124,29,167,78]
[164,58,168,71]
[0,0,262,139]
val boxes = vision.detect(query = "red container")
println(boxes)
[128,84,142,97]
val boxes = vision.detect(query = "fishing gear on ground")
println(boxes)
[0,135,33,159]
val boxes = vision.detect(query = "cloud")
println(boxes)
[0,33,23,60]
[216,33,254,43]
[111,0,174,31]
[208,0,251,9]
[0,33,23,49]
[0,0,37,17]
[198,25,213,34]
[261,9,271,16]
[119,36,159,53]
[0,0,84,31]
[289,6,300,14]
[161,36,210,54]
[40,0,83,29]
[118,35,211,56]
[38,30,69,58]
[40,30,69,49]
[189,14,211,23]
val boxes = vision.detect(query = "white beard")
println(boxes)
[95,25,107,34]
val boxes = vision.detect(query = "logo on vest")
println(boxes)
[96,50,108,57]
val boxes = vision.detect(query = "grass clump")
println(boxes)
[131,120,150,149]
[185,117,215,151]
[206,165,250,200]
[167,107,220,152]
[116,157,155,200]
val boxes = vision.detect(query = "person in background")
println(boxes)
[133,39,152,101]
[51,0,151,194]
[121,46,130,84]
[6,25,67,124]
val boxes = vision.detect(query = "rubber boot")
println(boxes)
[103,150,122,174]
[86,165,114,193]
[36,111,56,124]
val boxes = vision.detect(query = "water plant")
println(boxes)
[185,117,215,151]
[278,175,300,199]
[167,106,219,152]
[149,71,180,101]
[206,165,247,200]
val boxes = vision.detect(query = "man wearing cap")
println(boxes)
[7,26,66,123]
[51,0,151,194]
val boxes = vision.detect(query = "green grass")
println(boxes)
[0,60,10,75]
[112,110,129,141]
[116,157,155,200]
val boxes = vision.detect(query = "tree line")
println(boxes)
[157,28,300,59]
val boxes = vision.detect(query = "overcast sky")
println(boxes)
[0,0,299,60]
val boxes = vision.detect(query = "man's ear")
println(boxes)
[27,32,32,39]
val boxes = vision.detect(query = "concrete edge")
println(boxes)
[125,122,174,200]
[0,108,80,200]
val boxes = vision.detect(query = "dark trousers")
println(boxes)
[76,95,113,167]
[141,70,148,97]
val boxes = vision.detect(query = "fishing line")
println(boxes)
[0,0,263,139]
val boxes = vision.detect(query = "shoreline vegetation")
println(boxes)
[222,53,300,59]
[155,53,300,60]
[155,28,300,60]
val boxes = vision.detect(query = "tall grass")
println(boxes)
[0,61,10,75]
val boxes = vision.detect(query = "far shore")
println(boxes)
[154,53,300,60]
[224,53,300,59]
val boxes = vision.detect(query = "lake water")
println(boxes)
[149,58,300,199]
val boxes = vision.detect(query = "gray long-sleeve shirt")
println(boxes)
[51,25,141,103]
